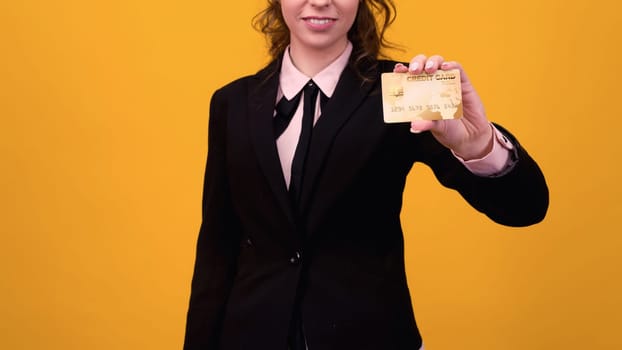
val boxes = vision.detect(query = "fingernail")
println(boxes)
[410,127,422,134]
[409,62,419,72]
[441,62,449,67]
[425,60,434,69]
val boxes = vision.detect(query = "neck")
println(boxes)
[288,40,348,77]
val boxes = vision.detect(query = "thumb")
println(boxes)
[394,63,409,73]
[410,120,440,134]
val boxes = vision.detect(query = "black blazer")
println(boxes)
[184,58,548,350]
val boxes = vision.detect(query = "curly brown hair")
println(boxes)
[252,0,398,78]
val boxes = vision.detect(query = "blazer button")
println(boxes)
[289,251,301,265]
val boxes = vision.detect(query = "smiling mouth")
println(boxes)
[303,17,336,25]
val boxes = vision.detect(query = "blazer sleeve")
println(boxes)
[184,88,242,349]
[414,124,549,227]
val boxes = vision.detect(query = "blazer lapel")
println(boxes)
[299,63,380,219]
[248,61,296,226]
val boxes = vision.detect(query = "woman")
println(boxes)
[184,0,549,349]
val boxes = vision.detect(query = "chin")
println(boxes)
[298,36,347,53]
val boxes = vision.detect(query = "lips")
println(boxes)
[304,17,335,25]
[302,16,337,29]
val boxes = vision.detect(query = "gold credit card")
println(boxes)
[381,69,463,123]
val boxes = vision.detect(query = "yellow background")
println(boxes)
[1,0,620,349]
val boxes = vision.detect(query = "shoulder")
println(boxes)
[376,59,403,73]
[212,75,253,100]
[352,59,403,82]
[213,59,280,99]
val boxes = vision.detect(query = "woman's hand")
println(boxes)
[394,55,493,160]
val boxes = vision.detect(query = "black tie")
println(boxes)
[274,81,328,209]
[289,81,319,207]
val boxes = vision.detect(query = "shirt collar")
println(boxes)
[279,41,353,100]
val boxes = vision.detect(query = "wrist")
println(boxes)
[453,124,494,161]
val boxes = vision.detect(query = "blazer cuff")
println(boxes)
[452,124,518,177]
